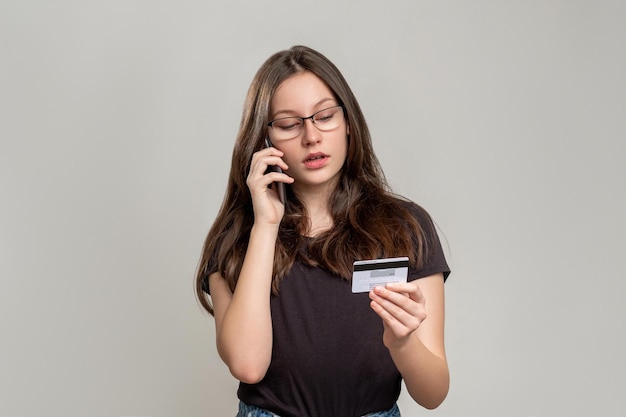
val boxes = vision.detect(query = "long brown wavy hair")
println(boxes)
[195,46,431,315]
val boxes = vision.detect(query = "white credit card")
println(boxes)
[351,256,409,293]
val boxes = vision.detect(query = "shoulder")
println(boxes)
[391,196,450,280]
[391,195,436,229]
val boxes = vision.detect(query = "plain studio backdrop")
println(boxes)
[1,1,624,416]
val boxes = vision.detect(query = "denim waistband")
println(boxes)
[236,401,400,417]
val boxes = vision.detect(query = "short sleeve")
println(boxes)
[405,202,450,282]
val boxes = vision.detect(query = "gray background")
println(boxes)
[1,1,624,416]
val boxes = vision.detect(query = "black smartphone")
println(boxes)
[264,138,286,204]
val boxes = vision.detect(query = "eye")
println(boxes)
[314,107,339,123]
[273,118,302,131]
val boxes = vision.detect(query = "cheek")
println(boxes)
[338,136,349,160]
[276,145,298,168]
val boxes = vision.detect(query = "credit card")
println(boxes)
[351,256,409,293]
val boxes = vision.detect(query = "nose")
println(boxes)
[301,118,321,145]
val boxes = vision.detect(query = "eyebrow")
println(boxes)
[271,98,337,119]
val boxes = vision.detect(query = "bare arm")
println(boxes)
[369,273,449,409]
[209,224,277,383]
[209,146,293,384]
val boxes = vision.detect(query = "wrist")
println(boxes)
[386,331,421,355]
[251,222,280,236]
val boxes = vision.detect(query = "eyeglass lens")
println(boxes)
[269,106,344,141]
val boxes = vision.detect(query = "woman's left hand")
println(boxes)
[369,281,428,350]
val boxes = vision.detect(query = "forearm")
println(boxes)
[216,224,278,383]
[389,334,449,409]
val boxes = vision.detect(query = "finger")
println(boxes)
[248,153,289,189]
[370,299,404,329]
[251,147,285,167]
[370,286,427,328]
[369,299,395,324]
[369,288,414,323]
[372,285,414,308]
[265,157,289,173]
[369,300,415,340]
[264,170,293,184]
[386,281,426,304]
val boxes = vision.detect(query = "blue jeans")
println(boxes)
[236,401,401,417]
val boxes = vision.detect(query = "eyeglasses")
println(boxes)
[267,105,345,142]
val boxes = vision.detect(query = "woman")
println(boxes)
[196,45,450,417]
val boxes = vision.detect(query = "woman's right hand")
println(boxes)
[246,145,293,225]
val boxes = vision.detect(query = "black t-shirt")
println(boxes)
[207,202,450,417]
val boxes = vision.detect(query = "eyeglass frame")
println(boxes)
[266,105,346,140]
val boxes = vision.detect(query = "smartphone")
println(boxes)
[264,138,287,204]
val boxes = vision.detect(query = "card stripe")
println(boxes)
[353,260,409,272]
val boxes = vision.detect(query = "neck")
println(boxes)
[294,183,335,237]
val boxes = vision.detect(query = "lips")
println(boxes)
[303,152,328,169]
